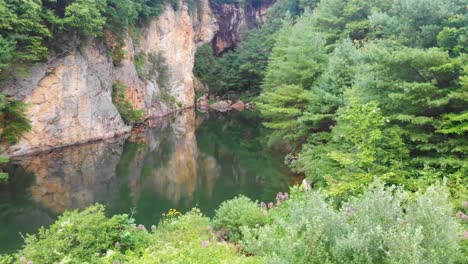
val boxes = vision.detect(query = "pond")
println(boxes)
[0,109,292,253]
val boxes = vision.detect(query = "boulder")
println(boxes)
[231,100,245,111]
[209,100,231,112]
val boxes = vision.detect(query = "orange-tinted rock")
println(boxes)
[211,0,275,55]
[231,100,245,111]
[1,1,217,156]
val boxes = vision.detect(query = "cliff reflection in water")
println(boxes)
[0,109,289,253]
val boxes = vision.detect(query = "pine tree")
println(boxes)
[296,97,409,196]
[300,38,359,132]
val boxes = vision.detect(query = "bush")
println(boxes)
[131,209,263,264]
[112,81,145,124]
[213,195,268,242]
[0,94,32,144]
[18,204,148,263]
[241,181,465,263]
[241,188,340,263]
[134,52,148,79]
[9,207,263,264]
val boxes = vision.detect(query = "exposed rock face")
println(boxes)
[140,1,216,112]
[1,0,216,156]
[2,42,130,156]
[210,0,275,55]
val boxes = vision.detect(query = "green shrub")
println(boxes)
[104,209,264,263]
[18,204,148,263]
[241,188,340,263]
[112,81,145,124]
[11,207,263,264]
[134,52,148,79]
[241,181,464,263]
[213,195,268,242]
[107,38,127,66]
[0,94,32,144]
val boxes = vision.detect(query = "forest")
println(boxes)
[0,0,467,263]
[195,0,467,202]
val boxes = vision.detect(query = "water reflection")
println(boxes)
[0,109,290,253]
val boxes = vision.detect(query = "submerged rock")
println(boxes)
[209,101,231,112]
[231,100,245,111]
[196,94,210,111]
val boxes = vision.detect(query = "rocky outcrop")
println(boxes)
[1,0,216,156]
[210,0,275,55]
[0,0,276,156]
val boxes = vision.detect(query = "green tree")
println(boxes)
[300,38,359,132]
[263,13,327,91]
[297,98,408,195]
[0,0,51,71]
[257,84,309,144]
[63,0,107,37]
[310,0,391,47]
[0,93,32,144]
[354,42,467,193]
[370,0,464,48]
[105,0,139,34]
[259,12,329,145]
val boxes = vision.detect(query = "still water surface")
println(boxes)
[0,109,290,253]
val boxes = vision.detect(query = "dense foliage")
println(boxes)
[241,181,466,263]
[213,195,268,241]
[0,205,264,263]
[0,94,31,145]
[1,181,465,263]
[194,0,321,94]
[0,0,179,74]
[248,0,468,201]
[0,94,32,181]
[112,81,145,124]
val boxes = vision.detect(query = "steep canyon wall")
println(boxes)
[0,0,273,156]
[1,0,216,156]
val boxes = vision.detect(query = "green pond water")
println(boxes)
[0,109,291,253]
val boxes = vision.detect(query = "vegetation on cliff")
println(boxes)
[0,0,184,73]
[111,81,145,125]
[0,94,31,181]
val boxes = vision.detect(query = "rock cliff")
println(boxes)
[210,0,275,55]
[0,0,274,156]
[1,0,216,156]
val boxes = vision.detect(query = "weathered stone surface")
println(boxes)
[211,0,275,55]
[3,45,130,156]
[0,0,217,156]
[141,0,217,115]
